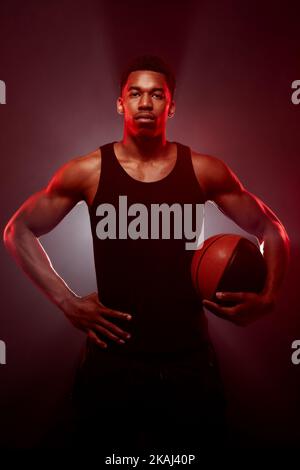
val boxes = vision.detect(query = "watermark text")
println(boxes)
[0,80,6,104]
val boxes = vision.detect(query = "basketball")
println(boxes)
[191,234,267,305]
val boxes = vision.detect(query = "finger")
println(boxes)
[97,317,132,340]
[216,292,247,302]
[92,324,129,344]
[87,330,107,349]
[101,308,132,321]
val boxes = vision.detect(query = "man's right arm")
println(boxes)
[3,151,132,348]
[3,155,88,308]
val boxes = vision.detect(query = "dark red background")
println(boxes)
[1,0,300,448]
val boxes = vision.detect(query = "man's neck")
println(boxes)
[118,133,172,162]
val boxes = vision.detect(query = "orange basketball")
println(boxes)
[191,234,267,304]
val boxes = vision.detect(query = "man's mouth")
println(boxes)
[135,113,155,121]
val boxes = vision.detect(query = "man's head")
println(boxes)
[120,55,176,100]
[117,55,176,138]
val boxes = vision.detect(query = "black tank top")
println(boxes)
[88,141,209,354]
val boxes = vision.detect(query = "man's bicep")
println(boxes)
[8,158,85,237]
[196,153,286,243]
[213,188,269,241]
[10,188,80,237]
[201,156,269,241]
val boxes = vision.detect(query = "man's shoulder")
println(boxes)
[188,148,235,200]
[190,148,228,177]
[71,146,101,172]
[63,146,103,182]
[190,148,221,164]
[50,146,102,198]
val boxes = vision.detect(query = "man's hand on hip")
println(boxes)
[61,292,132,349]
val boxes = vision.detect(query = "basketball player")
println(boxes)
[3,56,289,451]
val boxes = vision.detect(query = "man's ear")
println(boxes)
[117,97,124,115]
[168,100,176,118]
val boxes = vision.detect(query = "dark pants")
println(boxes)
[69,342,228,453]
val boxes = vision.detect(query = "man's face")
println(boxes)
[117,70,175,137]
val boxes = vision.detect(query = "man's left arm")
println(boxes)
[195,154,290,325]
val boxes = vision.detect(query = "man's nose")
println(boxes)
[138,93,153,108]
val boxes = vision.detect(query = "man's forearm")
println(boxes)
[261,220,290,303]
[3,222,79,310]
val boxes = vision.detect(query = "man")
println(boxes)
[3,55,289,451]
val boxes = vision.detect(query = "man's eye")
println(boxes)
[153,94,163,99]
[130,92,139,97]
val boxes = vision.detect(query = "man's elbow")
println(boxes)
[3,219,13,246]
[277,221,290,255]
[264,219,290,252]
[3,217,28,248]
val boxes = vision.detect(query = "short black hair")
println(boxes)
[120,55,176,99]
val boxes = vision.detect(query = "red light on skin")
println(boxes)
[117,70,175,138]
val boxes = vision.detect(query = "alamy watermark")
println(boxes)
[0,340,6,365]
[0,80,6,104]
[94,195,205,250]
[291,80,300,105]
[291,340,300,365]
